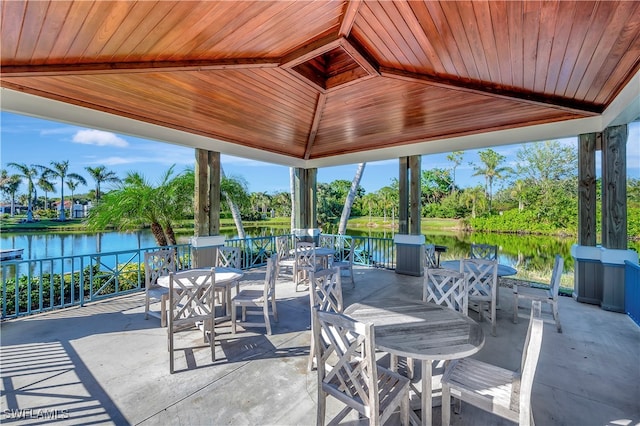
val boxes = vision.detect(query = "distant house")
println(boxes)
[0,204,26,215]
[51,200,89,218]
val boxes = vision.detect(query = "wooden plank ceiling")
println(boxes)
[2,1,639,162]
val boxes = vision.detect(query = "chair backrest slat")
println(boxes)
[276,235,292,261]
[216,246,241,269]
[424,244,438,269]
[519,300,544,425]
[310,267,343,313]
[549,255,564,299]
[470,243,498,261]
[169,268,216,323]
[145,249,177,287]
[424,268,468,315]
[312,308,379,415]
[461,258,498,299]
[295,241,316,271]
[264,255,277,300]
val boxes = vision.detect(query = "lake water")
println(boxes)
[0,227,586,285]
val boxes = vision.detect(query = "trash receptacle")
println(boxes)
[190,235,226,268]
[571,244,603,305]
[601,248,639,313]
[394,234,425,276]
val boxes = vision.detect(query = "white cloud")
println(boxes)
[40,126,78,136]
[72,129,129,147]
[91,156,133,166]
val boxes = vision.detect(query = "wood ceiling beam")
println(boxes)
[380,67,603,116]
[0,59,280,77]
[340,38,379,76]
[280,33,343,69]
[304,93,327,160]
[339,0,362,37]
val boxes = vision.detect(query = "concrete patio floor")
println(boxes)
[1,265,639,426]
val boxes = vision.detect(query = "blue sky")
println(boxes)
[1,111,638,198]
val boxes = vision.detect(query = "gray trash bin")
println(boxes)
[190,235,226,268]
[394,234,425,277]
[571,244,603,305]
[601,248,639,313]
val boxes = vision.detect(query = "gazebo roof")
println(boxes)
[2,1,639,167]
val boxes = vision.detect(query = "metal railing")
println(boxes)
[1,234,397,319]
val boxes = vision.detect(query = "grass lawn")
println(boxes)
[348,216,462,231]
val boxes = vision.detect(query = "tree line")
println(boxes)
[2,140,638,245]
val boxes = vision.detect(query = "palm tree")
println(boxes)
[85,165,121,201]
[87,168,191,246]
[66,176,82,207]
[8,162,39,221]
[461,186,487,219]
[446,151,464,193]
[250,192,270,215]
[361,192,377,225]
[338,163,366,235]
[510,180,526,212]
[377,186,397,224]
[472,149,510,213]
[42,161,86,221]
[37,172,55,210]
[0,170,22,216]
[220,167,248,239]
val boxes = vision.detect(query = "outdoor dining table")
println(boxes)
[344,296,485,426]
[440,259,517,277]
[290,246,335,268]
[156,267,244,321]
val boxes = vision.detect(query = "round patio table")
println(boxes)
[440,260,517,277]
[344,296,484,426]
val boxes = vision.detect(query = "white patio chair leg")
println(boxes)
[442,383,451,426]
[553,302,562,333]
[264,304,271,335]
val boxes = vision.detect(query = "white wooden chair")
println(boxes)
[216,246,242,306]
[397,268,468,383]
[312,307,410,426]
[167,268,216,374]
[294,241,318,291]
[144,249,177,327]
[318,234,335,250]
[461,258,498,336]
[332,236,355,287]
[424,268,468,315]
[231,255,278,335]
[470,243,498,261]
[514,254,563,333]
[275,235,296,280]
[424,243,438,269]
[441,300,544,426]
[308,266,343,371]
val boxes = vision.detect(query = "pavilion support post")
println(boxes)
[398,157,409,234]
[572,133,602,304]
[578,133,598,246]
[293,167,318,241]
[395,156,425,276]
[601,125,628,250]
[600,124,633,312]
[192,149,222,267]
[409,155,422,235]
